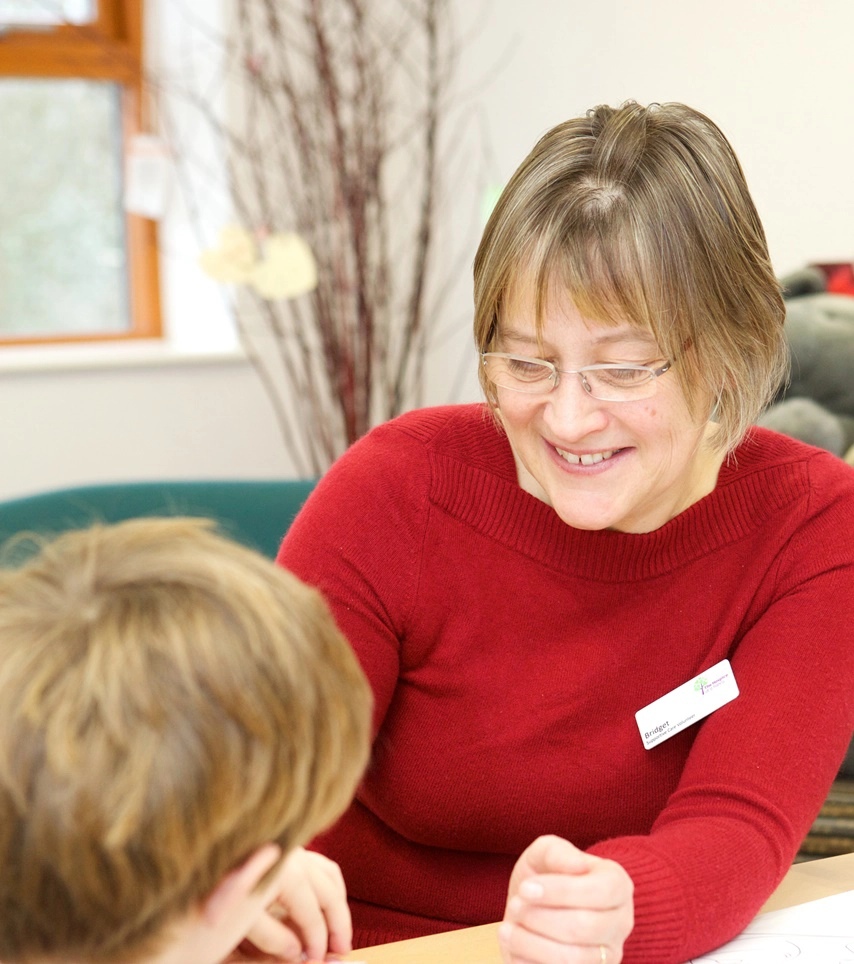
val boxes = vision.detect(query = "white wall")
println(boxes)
[453,0,854,275]
[1,0,852,501]
[0,359,293,500]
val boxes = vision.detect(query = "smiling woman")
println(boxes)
[0,0,160,345]
[277,101,854,964]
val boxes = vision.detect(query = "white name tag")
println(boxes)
[635,659,739,750]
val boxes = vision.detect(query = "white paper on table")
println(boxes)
[686,889,854,962]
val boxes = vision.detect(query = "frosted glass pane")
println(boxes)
[0,0,96,27]
[0,78,129,339]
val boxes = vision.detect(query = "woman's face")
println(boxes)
[493,281,722,533]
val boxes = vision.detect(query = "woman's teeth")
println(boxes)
[556,448,618,466]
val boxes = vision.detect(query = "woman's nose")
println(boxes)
[541,372,611,438]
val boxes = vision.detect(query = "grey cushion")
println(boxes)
[783,294,854,415]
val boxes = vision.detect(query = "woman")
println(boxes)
[278,102,854,964]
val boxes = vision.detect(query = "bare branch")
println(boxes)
[153,0,466,467]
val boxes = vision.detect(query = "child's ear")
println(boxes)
[202,843,283,926]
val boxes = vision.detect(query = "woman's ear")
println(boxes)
[202,843,282,926]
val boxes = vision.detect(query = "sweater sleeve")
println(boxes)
[277,421,430,736]
[588,456,854,963]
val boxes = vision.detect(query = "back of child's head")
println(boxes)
[0,517,371,963]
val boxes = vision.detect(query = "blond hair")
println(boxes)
[0,517,371,963]
[474,101,787,453]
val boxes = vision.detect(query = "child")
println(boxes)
[0,517,372,964]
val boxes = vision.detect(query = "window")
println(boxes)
[0,0,161,345]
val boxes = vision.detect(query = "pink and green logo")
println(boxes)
[694,676,710,695]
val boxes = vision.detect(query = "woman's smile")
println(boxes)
[553,445,625,467]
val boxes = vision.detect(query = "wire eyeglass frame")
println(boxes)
[481,351,672,402]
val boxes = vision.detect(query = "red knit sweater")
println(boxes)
[278,404,854,963]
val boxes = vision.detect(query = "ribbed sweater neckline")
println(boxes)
[412,407,809,583]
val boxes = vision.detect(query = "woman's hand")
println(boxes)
[234,847,353,962]
[499,835,634,964]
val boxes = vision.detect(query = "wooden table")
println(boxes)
[343,851,854,963]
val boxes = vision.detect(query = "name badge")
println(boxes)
[635,659,739,750]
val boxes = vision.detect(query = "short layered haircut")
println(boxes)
[474,101,787,453]
[0,517,371,963]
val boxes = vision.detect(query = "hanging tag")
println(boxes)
[124,134,172,220]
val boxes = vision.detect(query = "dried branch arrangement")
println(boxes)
[158,0,458,475]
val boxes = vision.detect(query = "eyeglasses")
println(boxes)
[481,352,672,402]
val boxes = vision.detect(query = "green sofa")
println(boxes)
[0,479,316,561]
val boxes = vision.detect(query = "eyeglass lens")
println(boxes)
[482,354,659,401]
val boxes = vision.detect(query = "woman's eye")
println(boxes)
[599,367,651,386]
[507,358,548,379]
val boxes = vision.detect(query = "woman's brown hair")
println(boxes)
[474,101,787,453]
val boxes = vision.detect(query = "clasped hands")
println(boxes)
[499,835,634,964]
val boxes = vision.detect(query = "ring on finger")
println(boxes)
[599,945,607,964]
